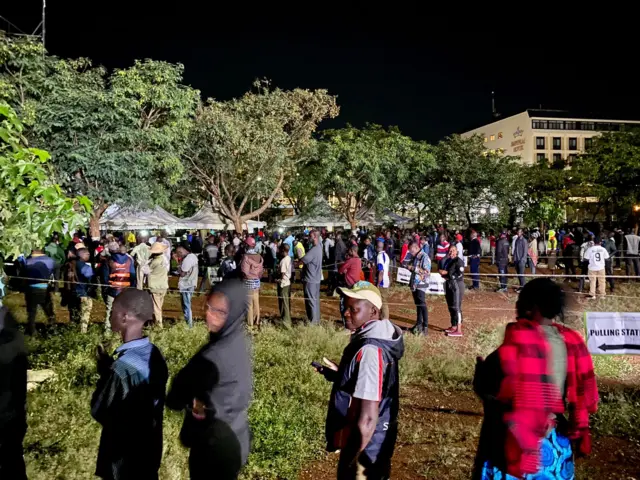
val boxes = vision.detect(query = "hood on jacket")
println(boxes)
[208,278,248,343]
[353,319,404,361]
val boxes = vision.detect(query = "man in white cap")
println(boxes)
[314,281,404,480]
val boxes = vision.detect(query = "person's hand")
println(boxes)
[322,357,338,371]
[313,357,338,382]
[95,344,114,375]
[191,398,206,421]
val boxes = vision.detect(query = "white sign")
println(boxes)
[395,268,445,295]
[585,312,640,355]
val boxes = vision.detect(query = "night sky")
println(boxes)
[2,3,638,142]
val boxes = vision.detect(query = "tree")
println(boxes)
[315,125,422,230]
[183,81,339,232]
[412,135,523,228]
[571,129,640,222]
[0,103,89,258]
[0,36,200,237]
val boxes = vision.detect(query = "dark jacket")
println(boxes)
[75,259,94,298]
[495,238,510,266]
[468,238,482,257]
[167,279,252,470]
[334,238,347,268]
[513,236,528,263]
[103,253,136,297]
[0,308,27,437]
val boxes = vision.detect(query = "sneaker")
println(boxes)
[446,330,463,337]
[588,295,597,300]
[444,326,455,334]
[496,288,507,293]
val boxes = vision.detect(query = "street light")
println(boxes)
[634,205,640,212]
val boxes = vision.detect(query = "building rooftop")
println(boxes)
[526,108,640,122]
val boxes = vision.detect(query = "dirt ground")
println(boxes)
[6,263,640,479]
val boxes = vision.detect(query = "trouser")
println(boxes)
[470,256,480,288]
[490,247,496,265]
[198,266,217,293]
[277,284,291,327]
[246,288,260,327]
[497,263,507,290]
[181,288,194,328]
[136,267,146,290]
[105,294,116,330]
[53,263,61,293]
[304,282,321,325]
[578,261,589,291]
[337,450,391,480]
[25,288,55,335]
[564,256,576,278]
[588,269,606,297]
[626,254,640,280]
[411,289,428,331]
[328,270,339,296]
[446,281,464,327]
[0,422,27,480]
[379,287,390,320]
[605,259,614,291]
[515,259,526,287]
[151,291,166,327]
[528,256,536,275]
[78,296,93,333]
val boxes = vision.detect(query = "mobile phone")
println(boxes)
[311,361,323,370]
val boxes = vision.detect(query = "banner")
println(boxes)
[585,312,640,355]
[395,268,445,295]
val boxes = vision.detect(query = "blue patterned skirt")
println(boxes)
[480,428,574,480]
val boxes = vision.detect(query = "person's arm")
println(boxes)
[338,258,349,275]
[81,263,94,279]
[129,261,137,288]
[90,367,123,426]
[166,358,198,411]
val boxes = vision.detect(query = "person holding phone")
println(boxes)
[314,282,404,480]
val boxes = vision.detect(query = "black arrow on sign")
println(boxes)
[598,344,640,352]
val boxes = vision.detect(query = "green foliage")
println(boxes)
[0,103,88,258]
[521,157,572,229]
[0,36,200,236]
[184,81,339,231]
[315,125,426,229]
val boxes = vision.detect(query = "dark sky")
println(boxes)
[2,3,638,141]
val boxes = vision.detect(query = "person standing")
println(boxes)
[74,248,95,333]
[402,240,431,335]
[473,278,598,480]
[468,231,481,290]
[528,233,539,276]
[563,234,577,280]
[330,232,347,296]
[130,234,150,290]
[512,229,528,292]
[577,235,594,293]
[276,244,292,327]
[339,246,363,289]
[361,237,376,284]
[489,230,496,265]
[240,237,264,328]
[385,231,396,277]
[23,248,56,335]
[603,231,617,292]
[315,282,404,480]
[103,242,136,331]
[91,289,168,480]
[199,235,219,293]
[0,307,28,479]
[495,232,510,292]
[301,230,323,325]
[624,229,640,281]
[435,233,450,267]
[167,279,252,480]
[584,237,610,299]
[218,244,237,279]
[147,243,169,328]
[375,240,391,320]
[174,243,199,328]
[157,231,172,272]
[440,245,465,337]
[45,233,65,294]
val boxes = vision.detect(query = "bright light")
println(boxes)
[327,225,334,232]
[140,230,149,236]
[634,205,640,212]
[490,207,499,214]
[480,208,487,215]
[257,176,262,181]
[278,227,284,233]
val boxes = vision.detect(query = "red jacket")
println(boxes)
[338,257,362,288]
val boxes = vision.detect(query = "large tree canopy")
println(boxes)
[0,36,199,237]
[184,81,339,232]
[0,103,89,258]
[315,125,428,230]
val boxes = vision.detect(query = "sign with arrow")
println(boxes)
[585,312,640,355]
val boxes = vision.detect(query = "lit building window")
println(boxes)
[490,135,495,141]
[568,137,577,150]
[536,137,546,150]
[484,137,488,143]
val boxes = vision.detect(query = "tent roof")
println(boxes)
[177,204,266,231]
[99,205,181,230]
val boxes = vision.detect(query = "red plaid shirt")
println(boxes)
[497,320,598,477]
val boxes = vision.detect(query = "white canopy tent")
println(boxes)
[277,196,351,229]
[176,205,267,232]
[99,205,181,231]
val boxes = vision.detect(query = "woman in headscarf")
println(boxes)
[472,278,598,480]
[167,279,252,480]
[440,244,465,337]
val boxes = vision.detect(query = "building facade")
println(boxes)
[461,109,640,164]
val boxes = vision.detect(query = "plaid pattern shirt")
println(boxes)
[497,320,598,477]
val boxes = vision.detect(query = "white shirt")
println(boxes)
[232,237,241,247]
[376,251,390,288]
[456,242,464,259]
[178,253,199,290]
[584,245,609,271]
